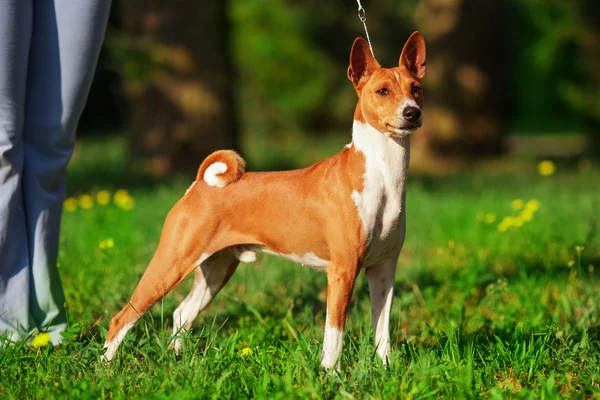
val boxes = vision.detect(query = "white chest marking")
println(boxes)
[351,121,410,246]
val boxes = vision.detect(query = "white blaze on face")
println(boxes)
[204,162,228,187]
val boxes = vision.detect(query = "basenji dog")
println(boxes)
[103,32,426,369]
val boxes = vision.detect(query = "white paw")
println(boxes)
[102,341,117,362]
[169,338,183,355]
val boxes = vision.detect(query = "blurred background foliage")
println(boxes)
[79,0,599,176]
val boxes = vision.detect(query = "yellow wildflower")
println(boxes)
[114,189,130,201]
[525,200,541,211]
[31,332,51,348]
[484,213,496,224]
[78,194,94,209]
[512,217,524,227]
[240,347,253,357]
[97,190,111,205]
[538,160,555,176]
[511,199,523,210]
[567,260,575,268]
[114,189,135,210]
[520,208,534,221]
[118,197,134,210]
[99,238,115,249]
[63,197,77,212]
[498,216,514,232]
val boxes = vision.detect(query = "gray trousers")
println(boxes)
[0,0,111,344]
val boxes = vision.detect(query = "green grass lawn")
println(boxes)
[1,135,599,399]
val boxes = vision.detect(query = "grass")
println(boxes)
[1,134,599,399]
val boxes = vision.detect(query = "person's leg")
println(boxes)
[0,0,33,342]
[22,0,111,344]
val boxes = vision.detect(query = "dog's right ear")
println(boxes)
[348,37,380,88]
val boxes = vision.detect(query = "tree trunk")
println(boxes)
[120,0,237,176]
[411,0,510,171]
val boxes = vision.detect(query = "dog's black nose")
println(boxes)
[403,107,421,122]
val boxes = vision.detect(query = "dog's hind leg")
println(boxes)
[102,246,199,361]
[169,250,239,354]
[103,204,220,362]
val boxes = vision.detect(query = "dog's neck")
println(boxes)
[350,120,411,245]
[351,120,410,192]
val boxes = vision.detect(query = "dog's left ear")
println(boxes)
[348,37,380,87]
[399,31,426,79]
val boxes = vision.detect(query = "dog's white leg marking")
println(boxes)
[171,268,209,354]
[321,314,343,371]
[170,251,239,354]
[103,320,137,362]
[366,260,398,365]
[203,162,228,187]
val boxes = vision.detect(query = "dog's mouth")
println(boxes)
[385,122,422,138]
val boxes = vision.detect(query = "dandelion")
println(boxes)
[484,213,496,224]
[97,190,111,205]
[511,199,523,210]
[240,347,253,357]
[567,260,575,268]
[575,245,584,254]
[498,216,514,232]
[520,208,534,221]
[538,160,555,176]
[114,189,135,210]
[512,216,524,227]
[99,238,115,249]
[63,197,78,212]
[78,194,94,209]
[525,199,541,211]
[31,332,51,348]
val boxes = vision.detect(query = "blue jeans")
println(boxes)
[0,0,111,344]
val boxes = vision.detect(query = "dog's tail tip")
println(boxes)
[197,150,246,188]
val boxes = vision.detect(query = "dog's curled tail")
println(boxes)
[197,150,246,188]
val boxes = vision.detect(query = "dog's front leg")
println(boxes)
[365,258,397,365]
[321,260,360,371]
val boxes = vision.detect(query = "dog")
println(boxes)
[103,32,426,370]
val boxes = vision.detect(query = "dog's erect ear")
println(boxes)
[348,37,380,87]
[399,31,426,79]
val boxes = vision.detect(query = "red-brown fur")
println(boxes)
[105,32,427,363]
[106,146,368,342]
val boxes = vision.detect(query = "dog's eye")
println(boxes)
[376,88,390,96]
[412,86,422,94]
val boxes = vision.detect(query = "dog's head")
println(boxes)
[348,32,426,138]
